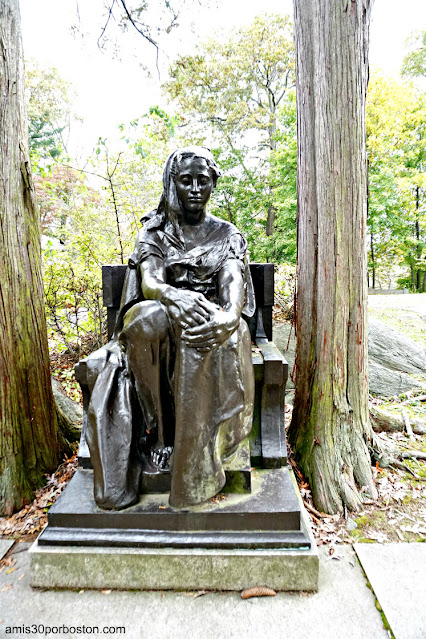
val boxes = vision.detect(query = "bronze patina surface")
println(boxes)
[82,147,256,510]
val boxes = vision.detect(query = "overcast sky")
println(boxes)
[20,0,426,158]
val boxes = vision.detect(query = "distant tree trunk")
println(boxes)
[266,114,277,237]
[410,265,415,290]
[367,169,375,289]
[370,233,375,289]
[415,189,421,291]
[266,199,276,237]
[0,0,60,516]
[288,0,377,513]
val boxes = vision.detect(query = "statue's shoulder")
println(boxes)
[130,210,166,263]
[207,214,241,238]
[140,209,165,235]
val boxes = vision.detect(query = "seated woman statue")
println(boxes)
[85,146,255,510]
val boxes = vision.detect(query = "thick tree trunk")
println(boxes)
[0,0,60,515]
[288,0,377,513]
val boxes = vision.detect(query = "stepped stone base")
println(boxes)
[30,469,318,591]
[30,542,318,592]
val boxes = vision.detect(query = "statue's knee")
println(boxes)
[121,301,169,342]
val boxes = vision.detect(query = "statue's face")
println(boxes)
[175,157,214,219]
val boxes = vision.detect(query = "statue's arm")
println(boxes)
[183,260,244,351]
[140,256,213,328]
[218,259,245,320]
[139,255,168,300]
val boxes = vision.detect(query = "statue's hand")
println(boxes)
[161,288,215,329]
[182,307,240,351]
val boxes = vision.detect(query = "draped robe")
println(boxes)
[85,211,255,510]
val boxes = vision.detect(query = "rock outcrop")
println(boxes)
[273,320,425,397]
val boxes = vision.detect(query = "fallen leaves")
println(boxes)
[0,556,16,574]
[376,474,409,505]
[366,531,388,543]
[1,557,15,567]
[314,516,344,546]
[0,454,77,539]
[326,547,344,561]
[287,413,426,545]
[401,524,426,535]
[241,586,277,599]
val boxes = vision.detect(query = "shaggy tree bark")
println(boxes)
[288,0,377,513]
[0,0,60,515]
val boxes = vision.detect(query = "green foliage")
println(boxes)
[274,262,297,319]
[40,171,111,353]
[207,145,273,261]
[39,114,174,352]
[402,31,426,79]
[44,242,104,356]
[34,164,84,233]
[366,72,426,290]
[165,13,295,145]
[275,262,297,299]
[271,91,297,263]
[25,59,77,164]
[164,14,296,260]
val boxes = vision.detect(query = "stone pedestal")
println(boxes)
[30,468,318,591]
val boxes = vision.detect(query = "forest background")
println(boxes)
[21,0,426,367]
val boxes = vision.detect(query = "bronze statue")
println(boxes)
[85,146,255,510]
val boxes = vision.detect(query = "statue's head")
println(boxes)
[170,146,221,188]
[161,146,221,224]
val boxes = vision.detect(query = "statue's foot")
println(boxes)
[151,445,173,471]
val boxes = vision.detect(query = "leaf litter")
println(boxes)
[288,410,426,545]
[0,453,77,539]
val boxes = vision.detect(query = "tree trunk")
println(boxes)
[288,0,377,513]
[0,0,60,516]
[415,197,421,291]
[265,198,276,237]
[266,106,277,237]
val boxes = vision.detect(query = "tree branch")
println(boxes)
[98,0,117,50]
[118,0,160,77]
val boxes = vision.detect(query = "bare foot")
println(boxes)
[151,446,173,470]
